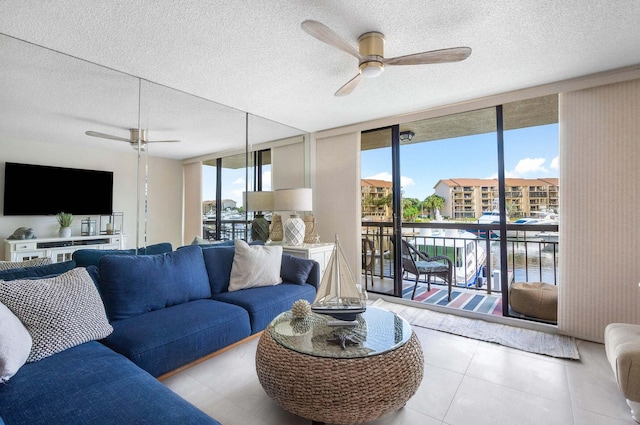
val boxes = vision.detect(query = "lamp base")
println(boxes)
[284,214,306,246]
[251,214,270,243]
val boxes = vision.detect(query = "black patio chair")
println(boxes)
[362,237,375,288]
[400,238,453,301]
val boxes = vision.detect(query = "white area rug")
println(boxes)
[372,299,580,359]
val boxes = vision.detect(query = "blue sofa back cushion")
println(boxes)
[280,254,315,285]
[97,246,211,321]
[200,246,235,294]
[0,260,76,281]
[72,242,173,267]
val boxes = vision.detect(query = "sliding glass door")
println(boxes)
[362,95,559,322]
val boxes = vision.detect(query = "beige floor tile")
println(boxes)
[445,375,574,425]
[465,341,571,404]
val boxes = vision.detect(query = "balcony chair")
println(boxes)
[362,238,375,288]
[400,239,453,301]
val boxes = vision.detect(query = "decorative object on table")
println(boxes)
[80,217,97,236]
[326,330,361,350]
[243,191,274,243]
[56,212,73,238]
[7,227,36,240]
[100,212,123,235]
[269,214,283,242]
[290,300,312,334]
[291,299,312,319]
[274,188,312,246]
[303,214,319,243]
[311,234,367,325]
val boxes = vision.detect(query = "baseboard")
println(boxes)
[157,332,263,381]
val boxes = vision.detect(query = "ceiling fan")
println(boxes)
[301,20,472,96]
[85,128,180,150]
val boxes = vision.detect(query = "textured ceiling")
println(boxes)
[1,1,640,160]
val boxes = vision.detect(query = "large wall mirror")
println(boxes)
[0,33,307,255]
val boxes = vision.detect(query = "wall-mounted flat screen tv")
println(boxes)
[3,162,114,216]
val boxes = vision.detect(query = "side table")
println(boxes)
[255,307,424,424]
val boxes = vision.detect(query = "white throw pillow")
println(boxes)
[0,301,32,382]
[0,268,113,362]
[0,257,52,271]
[228,240,283,291]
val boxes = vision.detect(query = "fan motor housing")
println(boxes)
[358,32,385,78]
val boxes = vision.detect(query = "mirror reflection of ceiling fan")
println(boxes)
[85,129,180,150]
[301,20,472,96]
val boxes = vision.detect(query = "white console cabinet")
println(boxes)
[279,243,334,277]
[4,235,125,263]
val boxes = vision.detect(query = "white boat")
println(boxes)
[468,210,504,238]
[311,235,367,322]
[415,228,486,288]
[507,210,558,239]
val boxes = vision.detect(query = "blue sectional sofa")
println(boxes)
[0,241,319,424]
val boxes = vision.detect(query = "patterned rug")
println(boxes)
[372,298,580,359]
[402,283,503,316]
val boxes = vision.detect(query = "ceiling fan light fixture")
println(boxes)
[359,61,384,78]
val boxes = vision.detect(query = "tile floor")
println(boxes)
[162,312,635,425]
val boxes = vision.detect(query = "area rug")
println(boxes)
[372,298,580,359]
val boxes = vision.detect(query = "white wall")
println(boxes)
[558,79,640,342]
[314,132,361,275]
[182,161,202,245]
[0,137,184,259]
[272,142,306,190]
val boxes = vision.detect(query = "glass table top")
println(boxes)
[268,306,412,359]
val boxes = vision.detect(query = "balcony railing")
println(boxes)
[362,221,559,295]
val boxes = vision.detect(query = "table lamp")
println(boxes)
[243,191,274,243]
[274,188,312,246]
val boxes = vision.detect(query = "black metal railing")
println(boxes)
[362,221,559,295]
[202,219,249,241]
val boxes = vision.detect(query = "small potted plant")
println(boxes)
[56,212,73,238]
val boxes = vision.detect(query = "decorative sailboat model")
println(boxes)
[311,235,367,325]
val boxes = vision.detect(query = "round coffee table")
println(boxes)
[255,306,424,424]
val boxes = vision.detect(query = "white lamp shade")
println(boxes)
[274,188,312,212]
[243,191,274,212]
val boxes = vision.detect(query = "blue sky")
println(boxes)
[204,123,558,206]
[362,124,559,201]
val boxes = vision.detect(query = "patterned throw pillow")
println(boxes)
[0,268,113,362]
[0,257,52,271]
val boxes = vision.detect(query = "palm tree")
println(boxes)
[423,194,445,218]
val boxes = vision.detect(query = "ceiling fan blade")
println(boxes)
[383,47,472,66]
[301,20,362,61]
[85,130,131,142]
[334,74,362,97]
[145,139,181,143]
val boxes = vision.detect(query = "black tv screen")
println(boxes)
[3,162,113,216]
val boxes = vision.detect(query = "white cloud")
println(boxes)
[550,156,559,170]
[365,171,392,181]
[364,171,414,188]
[232,177,244,185]
[401,176,415,188]
[512,157,547,175]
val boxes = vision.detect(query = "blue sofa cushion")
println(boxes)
[101,299,251,377]
[212,283,317,333]
[0,341,220,425]
[97,246,211,321]
[72,242,173,267]
[280,254,315,285]
[201,246,235,294]
[0,260,76,281]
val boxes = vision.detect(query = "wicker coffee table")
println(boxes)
[255,306,424,425]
